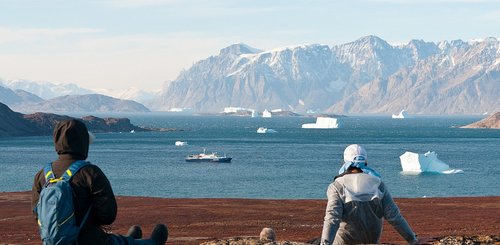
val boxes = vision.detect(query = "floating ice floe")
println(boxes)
[399,151,463,174]
[257,127,277,133]
[175,141,188,146]
[302,117,338,129]
[392,109,409,119]
[262,109,272,118]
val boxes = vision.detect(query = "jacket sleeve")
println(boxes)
[320,183,343,245]
[381,183,418,244]
[85,165,117,225]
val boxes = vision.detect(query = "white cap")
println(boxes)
[343,144,367,163]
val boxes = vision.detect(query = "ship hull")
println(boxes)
[185,157,232,163]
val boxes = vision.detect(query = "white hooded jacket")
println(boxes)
[320,172,417,245]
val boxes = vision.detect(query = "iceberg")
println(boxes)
[175,141,188,146]
[257,127,277,133]
[392,109,409,119]
[302,117,338,129]
[169,108,184,112]
[262,109,272,118]
[399,151,463,174]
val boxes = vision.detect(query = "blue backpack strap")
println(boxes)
[62,160,93,230]
[61,160,90,180]
[43,162,55,182]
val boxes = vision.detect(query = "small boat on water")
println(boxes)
[185,149,232,163]
[257,127,277,133]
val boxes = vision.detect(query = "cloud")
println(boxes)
[0,27,102,44]
[360,0,500,3]
[103,0,190,7]
[103,0,290,17]
[0,31,230,90]
[479,9,500,20]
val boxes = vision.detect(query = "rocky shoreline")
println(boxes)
[461,112,500,129]
[0,192,498,244]
[0,102,179,137]
[200,235,500,245]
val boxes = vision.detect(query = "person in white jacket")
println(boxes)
[320,144,419,245]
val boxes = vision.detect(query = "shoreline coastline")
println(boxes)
[1,192,499,244]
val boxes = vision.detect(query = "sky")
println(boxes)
[0,0,499,93]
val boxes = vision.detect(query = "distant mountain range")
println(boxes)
[0,85,44,106]
[150,36,500,114]
[2,36,499,114]
[115,87,158,106]
[0,85,149,113]
[0,79,155,112]
[1,79,94,99]
[17,94,150,113]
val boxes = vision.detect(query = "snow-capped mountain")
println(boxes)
[1,80,155,113]
[117,87,158,105]
[150,36,500,114]
[329,37,500,114]
[0,79,94,99]
[150,43,347,112]
[0,85,44,106]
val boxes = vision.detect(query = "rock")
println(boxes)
[23,113,147,134]
[200,227,309,245]
[260,228,276,242]
[200,237,308,245]
[23,112,73,134]
[0,102,178,137]
[461,112,500,129]
[433,235,499,245]
[81,115,145,133]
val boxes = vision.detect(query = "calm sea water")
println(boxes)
[1,114,499,199]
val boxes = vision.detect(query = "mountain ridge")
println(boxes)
[0,79,156,110]
[150,36,500,114]
[0,102,160,137]
[2,36,498,114]
[0,79,94,99]
[0,90,151,113]
[461,112,500,129]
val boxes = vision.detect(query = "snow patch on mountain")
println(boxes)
[1,79,94,99]
[117,87,158,105]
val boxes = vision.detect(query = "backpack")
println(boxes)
[35,160,92,245]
